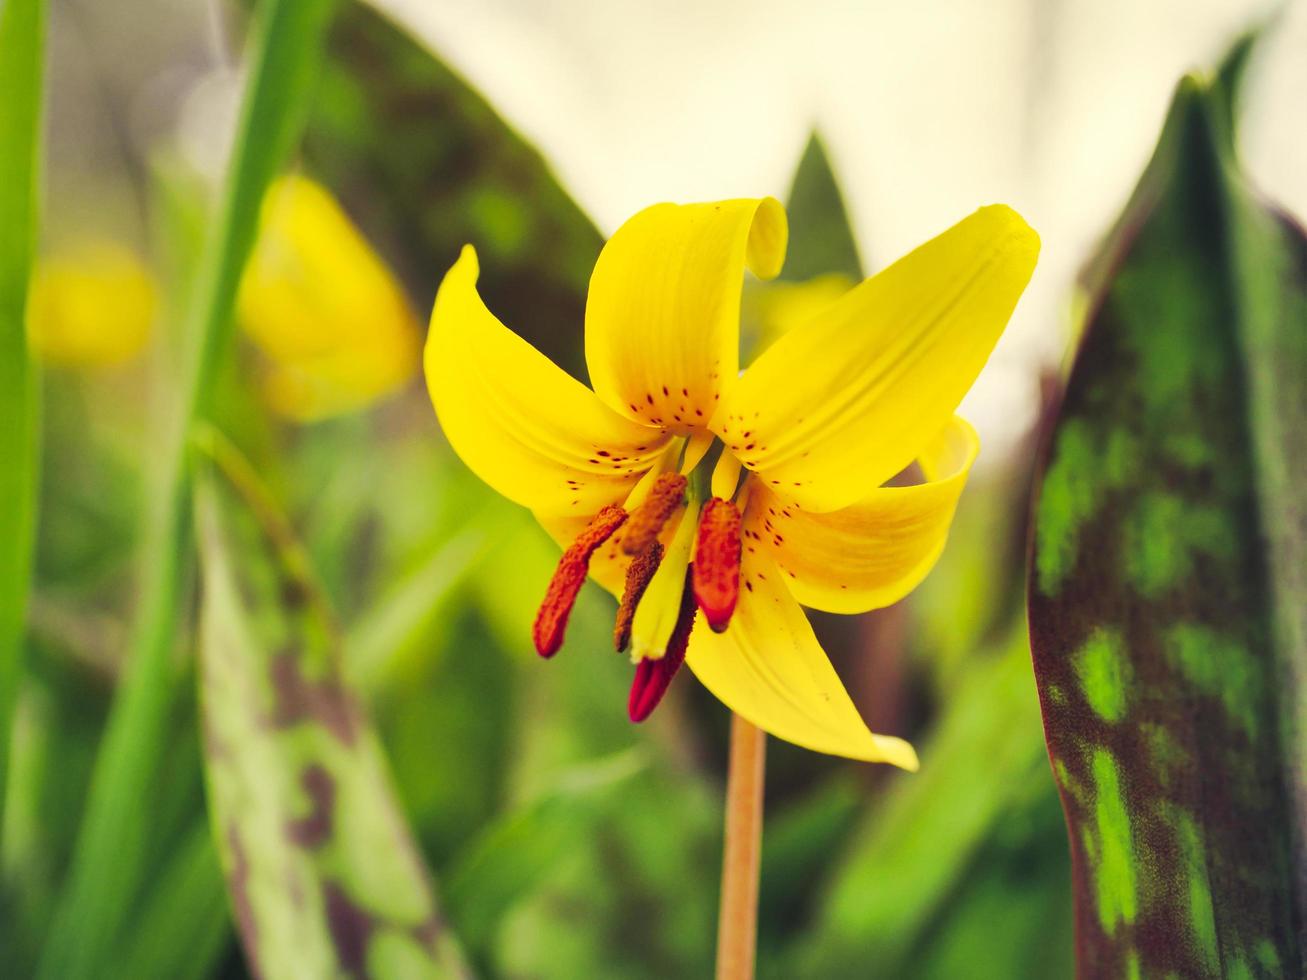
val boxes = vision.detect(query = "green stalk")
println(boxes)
[38,1,335,975]
[0,0,46,851]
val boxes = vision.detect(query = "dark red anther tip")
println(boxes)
[628,567,697,722]
[532,504,627,657]
[692,497,741,632]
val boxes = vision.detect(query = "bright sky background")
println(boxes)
[372,0,1306,463]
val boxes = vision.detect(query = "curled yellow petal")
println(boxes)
[426,246,671,516]
[718,205,1037,512]
[27,240,155,368]
[686,548,918,768]
[238,175,420,420]
[585,198,787,429]
[745,416,978,614]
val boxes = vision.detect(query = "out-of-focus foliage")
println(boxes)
[797,626,1071,979]
[34,1,339,977]
[1028,40,1307,979]
[779,134,864,284]
[36,0,1307,977]
[195,431,469,979]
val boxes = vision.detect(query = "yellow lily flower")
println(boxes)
[238,175,420,422]
[425,199,1038,767]
[27,239,156,368]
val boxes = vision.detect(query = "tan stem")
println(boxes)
[715,713,766,980]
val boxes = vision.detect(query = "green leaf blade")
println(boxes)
[782,132,864,282]
[0,0,45,847]
[195,433,470,979]
[1028,74,1305,978]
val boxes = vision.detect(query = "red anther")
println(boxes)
[621,472,686,555]
[532,505,627,657]
[692,497,741,632]
[614,541,664,652]
[628,567,697,722]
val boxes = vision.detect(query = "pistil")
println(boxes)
[630,495,700,661]
[532,504,627,657]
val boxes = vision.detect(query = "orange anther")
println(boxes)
[532,504,627,657]
[614,541,664,652]
[692,497,741,632]
[621,472,686,555]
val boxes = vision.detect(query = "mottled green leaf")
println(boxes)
[1028,65,1307,977]
[781,132,864,282]
[194,431,470,979]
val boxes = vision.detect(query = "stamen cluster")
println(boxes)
[532,463,744,721]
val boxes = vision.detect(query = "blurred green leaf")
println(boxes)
[110,827,230,980]
[756,774,862,966]
[781,133,864,282]
[0,0,45,852]
[38,2,339,975]
[1028,68,1306,976]
[492,766,719,980]
[898,779,1073,980]
[347,527,492,692]
[444,749,645,957]
[797,627,1066,977]
[194,429,469,979]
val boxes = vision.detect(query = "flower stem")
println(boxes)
[716,713,766,980]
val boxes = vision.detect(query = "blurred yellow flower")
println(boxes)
[27,240,156,368]
[425,199,1038,766]
[238,175,420,422]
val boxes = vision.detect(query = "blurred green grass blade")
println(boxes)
[797,628,1058,976]
[38,1,337,976]
[110,826,231,980]
[443,750,645,958]
[347,527,492,692]
[1028,68,1306,976]
[0,0,45,850]
[781,132,864,282]
[194,430,470,979]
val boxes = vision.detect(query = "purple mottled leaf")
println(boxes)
[1028,60,1307,980]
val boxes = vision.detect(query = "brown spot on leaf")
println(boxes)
[286,764,336,849]
[270,650,359,745]
[323,881,375,976]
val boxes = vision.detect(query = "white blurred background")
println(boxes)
[376,0,1307,460]
[45,0,1307,460]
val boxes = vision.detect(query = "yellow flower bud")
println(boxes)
[27,240,156,368]
[238,175,420,422]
